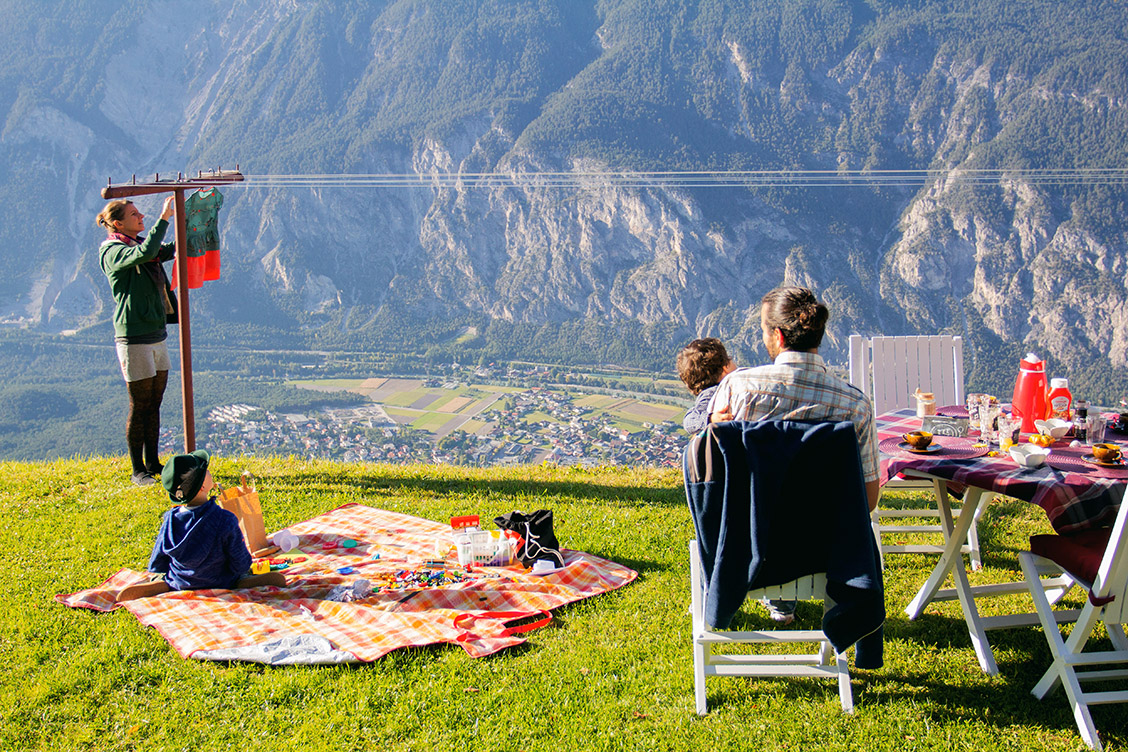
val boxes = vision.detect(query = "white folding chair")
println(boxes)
[1018,499,1128,751]
[685,421,881,715]
[848,334,964,415]
[690,542,853,714]
[848,333,989,570]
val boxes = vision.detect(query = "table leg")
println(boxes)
[1109,623,1128,652]
[947,537,999,674]
[905,485,999,673]
[967,491,993,572]
[905,485,985,619]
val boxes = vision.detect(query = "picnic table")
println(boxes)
[876,407,1127,674]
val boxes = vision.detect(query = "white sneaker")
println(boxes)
[762,599,796,625]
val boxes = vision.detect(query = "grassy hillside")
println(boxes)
[3,456,1124,750]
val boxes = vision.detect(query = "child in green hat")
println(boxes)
[117,450,285,602]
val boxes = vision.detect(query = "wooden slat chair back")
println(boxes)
[848,334,964,415]
[848,334,986,570]
[1018,499,1128,751]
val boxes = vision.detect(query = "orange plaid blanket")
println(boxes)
[56,504,637,661]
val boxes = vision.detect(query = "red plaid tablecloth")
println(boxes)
[55,504,637,661]
[878,408,1124,533]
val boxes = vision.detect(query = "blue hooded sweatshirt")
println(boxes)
[147,500,252,590]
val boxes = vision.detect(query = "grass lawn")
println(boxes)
[614,402,683,424]
[289,378,364,390]
[459,419,489,435]
[2,457,1123,751]
[382,406,418,423]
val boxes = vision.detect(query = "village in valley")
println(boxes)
[165,366,691,469]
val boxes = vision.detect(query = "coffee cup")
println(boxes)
[1092,443,1122,463]
[902,430,933,449]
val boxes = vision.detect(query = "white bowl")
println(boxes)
[1010,444,1050,468]
[1034,419,1071,440]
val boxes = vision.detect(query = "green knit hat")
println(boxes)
[160,450,210,503]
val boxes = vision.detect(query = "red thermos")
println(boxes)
[1012,353,1049,433]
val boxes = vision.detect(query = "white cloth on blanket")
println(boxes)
[194,634,357,665]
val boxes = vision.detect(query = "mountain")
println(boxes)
[2,0,1128,399]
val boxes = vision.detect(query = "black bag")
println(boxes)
[141,257,178,325]
[160,264,179,325]
[494,509,564,568]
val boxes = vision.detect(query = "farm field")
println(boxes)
[294,377,684,441]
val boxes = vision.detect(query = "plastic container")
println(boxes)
[272,528,299,552]
[454,529,514,566]
[1047,378,1072,421]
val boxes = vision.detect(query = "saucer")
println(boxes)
[898,442,941,454]
[1082,454,1125,468]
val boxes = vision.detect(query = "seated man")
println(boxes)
[708,286,880,623]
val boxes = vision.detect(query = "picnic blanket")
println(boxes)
[56,504,637,663]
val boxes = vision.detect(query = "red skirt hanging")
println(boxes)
[170,250,220,290]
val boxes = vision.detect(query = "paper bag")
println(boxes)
[217,472,277,557]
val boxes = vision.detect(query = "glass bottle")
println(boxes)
[1074,399,1088,443]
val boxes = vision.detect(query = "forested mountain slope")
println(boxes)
[2,0,1127,396]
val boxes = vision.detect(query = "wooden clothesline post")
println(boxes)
[101,169,245,452]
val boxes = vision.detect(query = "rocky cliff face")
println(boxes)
[2,0,1126,381]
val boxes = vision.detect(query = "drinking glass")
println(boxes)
[980,397,1000,444]
[1087,414,1108,445]
[966,393,984,432]
[998,414,1019,452]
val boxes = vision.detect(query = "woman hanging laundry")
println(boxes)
[96,196,177,486]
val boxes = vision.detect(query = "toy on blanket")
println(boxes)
[116,451,288,603]
[372,566,482,592]
[271,528,299,552]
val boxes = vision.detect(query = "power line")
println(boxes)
[240,168,1128,190]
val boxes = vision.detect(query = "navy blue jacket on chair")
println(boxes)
[684,420,885,668]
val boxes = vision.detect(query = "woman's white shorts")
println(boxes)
[115,340,171,382]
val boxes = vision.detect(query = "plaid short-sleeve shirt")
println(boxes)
[708,351,879,482]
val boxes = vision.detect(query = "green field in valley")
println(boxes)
[293,377,684,440]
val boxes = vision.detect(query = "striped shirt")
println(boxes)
[708,351,878,482]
